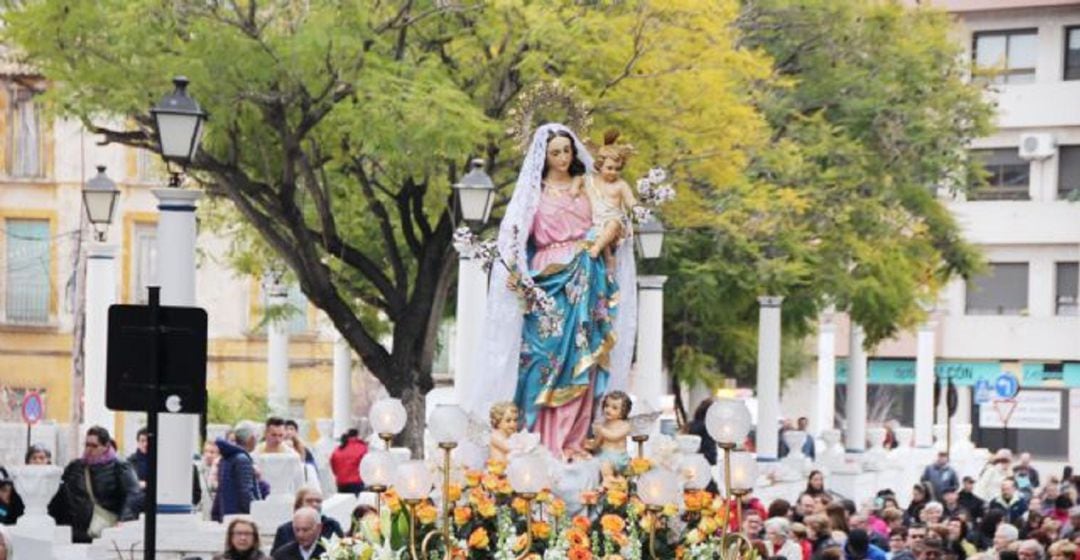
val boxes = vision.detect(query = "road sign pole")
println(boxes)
[144,286,161,560]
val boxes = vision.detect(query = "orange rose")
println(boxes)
[606,490,628,507]
[453,506,472,526]
[572,516,591,531]
[551,498,566,517]
[496,478,514,495]
[417,503,438,525]
[568,546,593,560]
[611,531,630,548]
[600,514,625,535]
[629,457,652,475]
[514,534,529,552]
[468,527,490,550]
[684,491,703,512]
[698,515,718,535]
[567,527,590,549]
[531,521,551,540]
[482,474,501,491]
[512,497,529,515]
[447,483,462,502]
[487,459,507,476]
[580,490,599,506]
[465,470,482,488]
[536,490,552,503]
[477,499,497,518]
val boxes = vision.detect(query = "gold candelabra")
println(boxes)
[378,432,394,450]
[514,493,537,560]
[717,443,755,560]
[646,505,665,560]
[632,434,649,459]
[403,443,457,560]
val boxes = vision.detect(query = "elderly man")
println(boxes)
[919,502,944,525]
[993,523,1020,553]
[1061,507,1080,540]
[765,517,805,560]
[1017,539,1044,560]
[271,486,343,553]
[271,507,326,560]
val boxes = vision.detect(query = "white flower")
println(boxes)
[648,167,668,184]
[636,178,653,195]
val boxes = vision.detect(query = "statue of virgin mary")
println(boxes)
[463,123,637,461]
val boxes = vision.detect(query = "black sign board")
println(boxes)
[106,302,208,414]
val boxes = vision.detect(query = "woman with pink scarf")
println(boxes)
[57,426,140,542]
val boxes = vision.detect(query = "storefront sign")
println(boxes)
[837,360,1080,388]
[978,390,1061,430]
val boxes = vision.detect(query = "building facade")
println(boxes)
[783,0,1080,463]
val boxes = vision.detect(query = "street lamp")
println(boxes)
[451,158,495,226]
[82,165,120,241]
[635,216,665,260]
[151,76,207,186]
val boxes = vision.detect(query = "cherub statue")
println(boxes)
[488,401,520,463]
[590,391,632,483]
[586,130,637,270]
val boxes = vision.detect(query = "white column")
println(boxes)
[632,276,668,409]
[83,243,117,434]
[266,281,290,416]
[755,296,783,461]
[152,188,201,512]
[914,322,937,447]
[453,255,489,405]
[955,386,971,425]
[815,319,836,436]
[332,333,352,437]
[845,322,868,453]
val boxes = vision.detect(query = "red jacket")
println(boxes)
[329,438,368,486]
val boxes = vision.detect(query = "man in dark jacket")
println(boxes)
[212,425,263,521]
[988,478,1028,525]
[270,487,343,553]
[127,427,200,513]
[59,426,141,543]
[957,476,985,521]
[271,507,326,560]
[921,452,959,501]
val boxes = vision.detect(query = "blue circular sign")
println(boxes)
[21,392,43,424]
[994,373,1020,399]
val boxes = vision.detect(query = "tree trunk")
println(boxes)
[399,383,427,455]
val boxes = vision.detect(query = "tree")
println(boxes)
[661,0,993,393]
[4,0,771,450]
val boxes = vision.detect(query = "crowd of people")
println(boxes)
[0,417,371,558]
[727,449,1080,560]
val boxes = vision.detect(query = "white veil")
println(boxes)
[462,123,637,420]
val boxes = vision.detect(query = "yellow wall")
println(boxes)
[0,330,73,422]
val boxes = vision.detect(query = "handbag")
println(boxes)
[84,466,119,538]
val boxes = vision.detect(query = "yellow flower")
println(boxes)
[482,474,501,491]
[580,491,599,506]
[453,506,472,526]
[417,503,438,525]
[487,459,507,476]
[639,514,655,532]
[600,514,625,535]
[513,533,529,552]
[685,528,703,545]
[684,491,704,512]
[384,490,402,514]
[536,490,552,503]
[512,497,529,515]
[447,483,462,502]
[465,470,482,488]
[572,516,591,531]
[629,457,652,475]
[468,527,490,550]
[662,504,678,517]
[606,490,628,507]
[551,498,566,517]
[496,478,514,495]
[611,532,629,548]
[533,521,552,540]
[477,499,497,518]
[698,515,718,535]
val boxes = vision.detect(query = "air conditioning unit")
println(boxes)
[1018,133,1055,160]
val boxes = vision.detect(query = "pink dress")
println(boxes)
[528,190,598,458]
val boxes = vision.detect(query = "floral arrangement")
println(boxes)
[318,456,759,560]
[631,167,676,224]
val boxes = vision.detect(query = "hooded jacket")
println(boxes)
[212,438,263,521]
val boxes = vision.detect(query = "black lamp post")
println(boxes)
[451,158,495,227]
[150,76,207,186]
[82,165,120,241]
[635,216,666,260]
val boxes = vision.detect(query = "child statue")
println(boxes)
[586,130,637,270]
[589,391,632,482]
[488,402,520,463]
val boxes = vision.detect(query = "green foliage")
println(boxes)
[207,388,270,427]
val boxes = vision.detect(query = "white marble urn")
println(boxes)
[783,430,808,461]
[863,427,887,471]
[893,427,914,449]
[10,465,62,528]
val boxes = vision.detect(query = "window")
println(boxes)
[259,282,309,334]
[1059,146,1080,200]
[966,263,1029,315]
[1066,27,1080,80]
[8,87,44,178]
[130,223,158,304]
[1057,262,1079,316]
[4,219,50,324]
[973,29,1037,84]
[970,148,1030,200]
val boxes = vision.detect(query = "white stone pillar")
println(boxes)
[755,296,783,461]
[914,322,936,448]
[84,243,117,434]
[845,322,868,453]
[453,255,489,405]
[955,386,971,425]
[332,333,352,437]
[153,188,201,512]
[815,319,837,436]
[266,281,290,417]
[632,276,668,408]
